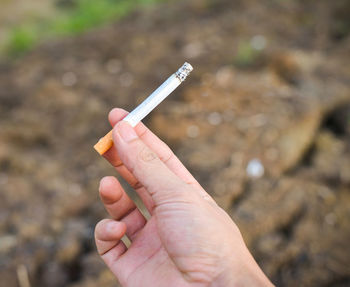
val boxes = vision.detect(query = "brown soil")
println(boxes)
[0,0,349,286]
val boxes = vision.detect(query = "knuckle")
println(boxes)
[131,180,143,189]
[138,146,158,163]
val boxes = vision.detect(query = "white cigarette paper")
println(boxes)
[94,62,193,155]
[123,62,193,127]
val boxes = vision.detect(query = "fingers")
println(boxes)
[113,121,191,206]
[102,109,127,169]
[99,176,146,240]
[103,109,154,212]
[103,108,215,207]
[95,219,127,256]
[107,108,202,189]
[99,176,135,219]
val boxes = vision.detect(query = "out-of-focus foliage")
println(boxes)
[4,0,166,56]
[233,40,262,68]
[5,26,39,57]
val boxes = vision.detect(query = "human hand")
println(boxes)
[95,108,273,287]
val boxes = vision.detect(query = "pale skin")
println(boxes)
[95,108,274,287]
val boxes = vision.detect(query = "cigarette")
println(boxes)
[94,62,193,155]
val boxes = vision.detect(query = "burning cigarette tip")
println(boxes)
[176,62,193,82]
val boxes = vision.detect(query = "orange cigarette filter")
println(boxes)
[94,130,113,155]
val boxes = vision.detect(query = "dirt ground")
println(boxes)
[0,0,349,286]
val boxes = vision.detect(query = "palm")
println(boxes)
[112,217,192,287]
[100,184,224,287]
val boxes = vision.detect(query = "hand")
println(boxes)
[95,108,273,287]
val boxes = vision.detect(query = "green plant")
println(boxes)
[6,26,38,56]
[4,0,166,57]
[233,40,260,68]
[52,0,131,34]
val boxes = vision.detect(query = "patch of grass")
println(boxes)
[4,0,165,57]
[233,36,268,69]
[52,0,132,34]
[6,26,38,56]
[233,41,260,68]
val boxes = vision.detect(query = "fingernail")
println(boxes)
[116,121,138,142]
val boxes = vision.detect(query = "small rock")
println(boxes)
[250,35,267,51]
[186,125,200,138]
[0,235,17,253]
[183,42,203,58]
[215,67,234,87]
[246,159,265,178]
[119,72,133,87]
[250,114,267,127]
[207,112,222,126]
[61,72,77,87]
[105,59,122,74]
[325,213,337,226]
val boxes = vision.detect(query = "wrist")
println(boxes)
[210,251,274,287]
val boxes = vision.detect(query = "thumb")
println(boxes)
[112,121,190,206]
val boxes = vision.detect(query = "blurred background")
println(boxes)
[0,0,349,286]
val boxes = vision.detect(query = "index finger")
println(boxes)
[106,108,202,190]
